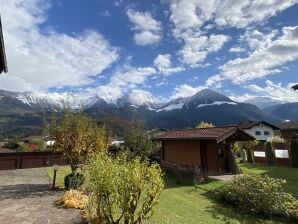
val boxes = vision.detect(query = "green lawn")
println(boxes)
[46,164,298,223]
[47,165,71,188]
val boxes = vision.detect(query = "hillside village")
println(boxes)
[1,1,298,224]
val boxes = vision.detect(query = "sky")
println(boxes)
[0,0,298,104]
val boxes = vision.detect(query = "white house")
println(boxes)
[238,121,279,141]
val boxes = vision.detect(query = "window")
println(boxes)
[264,131,270,136]
[255,131,261,136]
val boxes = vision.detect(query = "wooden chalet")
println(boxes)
[153,126,255,176]
[279,121,298,140]
[0,16,8,74]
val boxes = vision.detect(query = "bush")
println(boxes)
[8,136,19,149]
[64,172,84,190]
[266,142,275,165]
[57,190,88,209]
[216,174,298,221]
[291,140,298,168]
[83,152,164,224]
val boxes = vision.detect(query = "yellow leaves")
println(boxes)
[57,190,88,209]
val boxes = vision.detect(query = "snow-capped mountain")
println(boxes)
[117,89,161,109]
[242,96,284,109]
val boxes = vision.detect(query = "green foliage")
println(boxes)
[50,110,108,172]
[8,136,19,149]
[216,174,298,221]
[83,152,164,224]
[123,121,159,160]
[196,121,215,128]
[64,172,84,190]
[266,142,275,165]
[30,139,45,151]
[291,140,298,168]
[16,144,27,152]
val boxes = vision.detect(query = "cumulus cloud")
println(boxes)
[171,84,205,99]
[0,0,119,92]
[179,34,230,67]
[127,9,162,46]
[229,46,246,53]
[248,80,298,102]
[217,26,298,84]
[88,64,156,102]
[153,54,184,75]
[169,0,298,32]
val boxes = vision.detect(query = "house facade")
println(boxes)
[238,121,279,141]
[153,126,254,176]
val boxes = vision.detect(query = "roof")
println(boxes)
[278,121,298,130]
[292,84,298,91]
[237,121,279,130]
[153,126,255,143]
[0,16,8,74]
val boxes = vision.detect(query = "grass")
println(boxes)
[46,164,297,223]
[47,165,71,188]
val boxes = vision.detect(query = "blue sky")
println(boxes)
[0,0,298,103]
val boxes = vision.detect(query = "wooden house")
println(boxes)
[153,126,254,176]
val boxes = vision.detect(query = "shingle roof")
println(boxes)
[153,126,254,143]
[237,121,279,130]
[279,121,298,130]
[0,16,8,74]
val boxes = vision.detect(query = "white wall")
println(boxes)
[243,123,275,141]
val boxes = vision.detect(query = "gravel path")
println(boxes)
[0,168,82,224]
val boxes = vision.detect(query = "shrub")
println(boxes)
[267,135,285,143]
[64,172,84,190]
[8,136,19,149]
[84,152,164,224]
[216,174,298,221]
[266,142,275,165]
[291,140,298,168]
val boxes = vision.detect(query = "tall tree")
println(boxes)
[196,121,215,128]
[50,111,107,172]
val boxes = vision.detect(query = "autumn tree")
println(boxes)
[50,111,107,172]
[123,120,159,160]
[196,121,215,128]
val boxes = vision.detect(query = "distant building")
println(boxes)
[147,128,167,140]
[279,121,298,140]
[237,121,279,141]
[0,16,8,74]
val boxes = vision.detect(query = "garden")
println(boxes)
[45,112,298,223]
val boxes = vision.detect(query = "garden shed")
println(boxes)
[153,126,254,176]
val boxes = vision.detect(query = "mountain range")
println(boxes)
[0,88,297,138]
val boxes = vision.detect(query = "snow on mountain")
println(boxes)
[117,89,160,109]
[156,103,184,112]
[196,101,237,108]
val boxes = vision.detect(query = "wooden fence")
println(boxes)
[0,152,67,170]
[252,142,291,167]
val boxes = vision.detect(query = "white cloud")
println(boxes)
[127,9,162,46]
[88,64,156,102]
[100,10,110,17]
[229,46,246,53]
[169,0,298,32]
[153,54,184,75]
[0,0,119,92]
[168,0,297,67]
[179,34,230,67]
[218,26,298,84]
[171,84,205,99]
[125,89,159,106]
[248,80,298,102]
